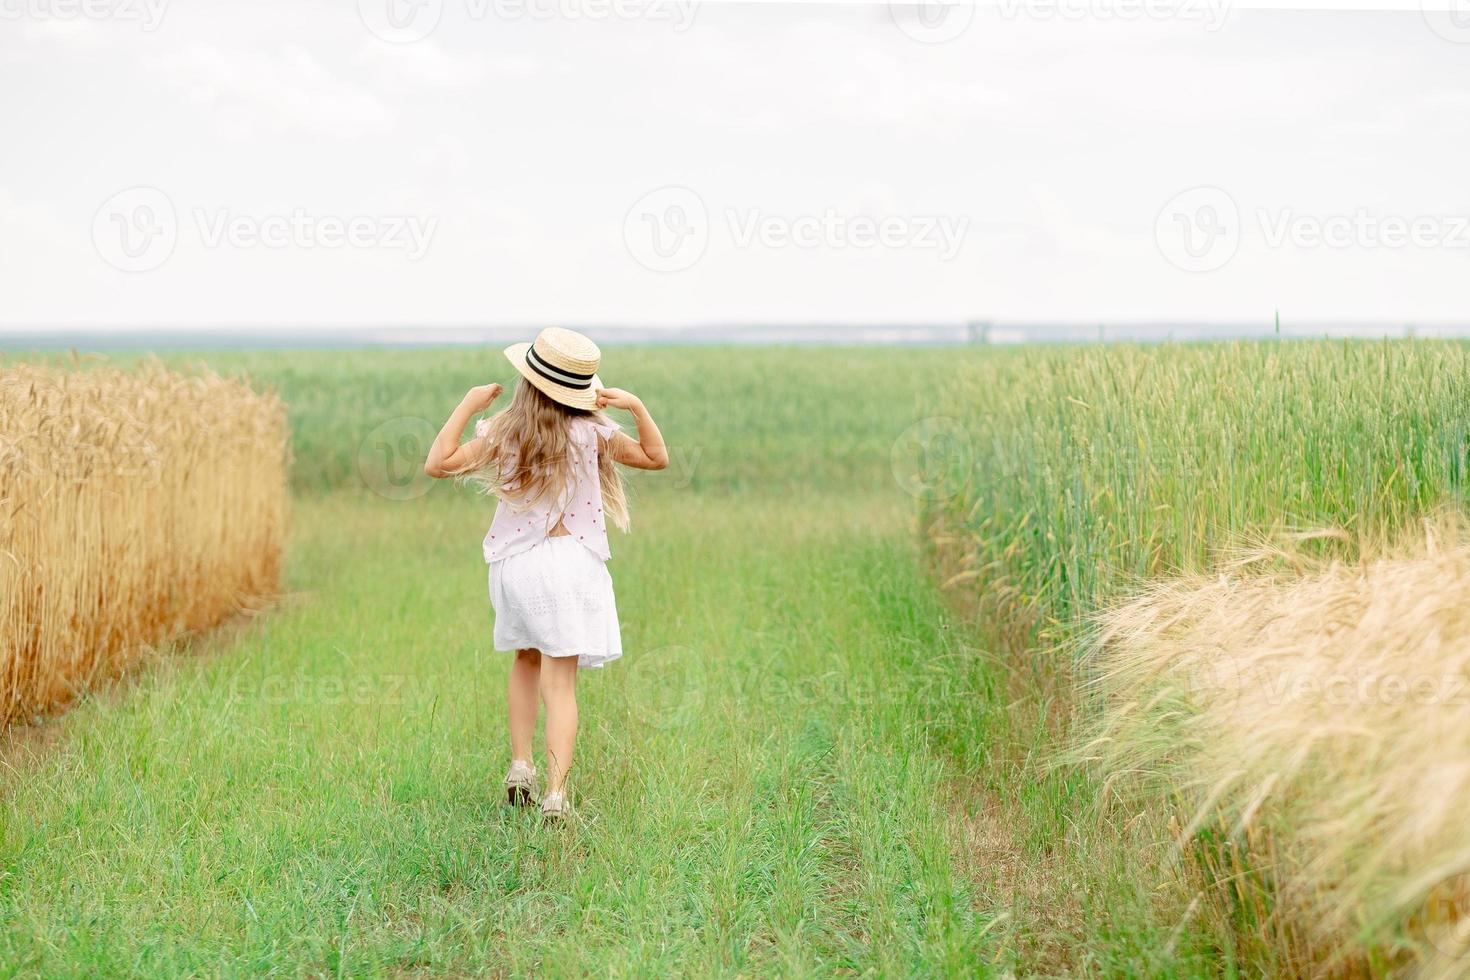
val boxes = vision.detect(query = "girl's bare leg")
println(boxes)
[508,648,541,764]
[539,656,579,796]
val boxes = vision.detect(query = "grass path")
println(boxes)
[0,347,1237,976]
[0,485,1012,976]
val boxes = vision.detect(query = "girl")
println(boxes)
[423,328,668,820]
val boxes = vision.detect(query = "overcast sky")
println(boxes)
[2,0,1467,334]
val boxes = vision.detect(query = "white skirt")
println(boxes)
[488,535,623,669]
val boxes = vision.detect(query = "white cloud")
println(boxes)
[19,16,105,47]
[146,41,394,139]
[0,188,73,252]
[1028,183,1138,258]
[354,38,488,88]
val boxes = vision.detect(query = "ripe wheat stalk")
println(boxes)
[1085,520,1470,978]
[0,361,288,727]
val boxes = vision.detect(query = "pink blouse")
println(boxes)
[478,415,620,564]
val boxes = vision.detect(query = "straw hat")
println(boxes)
[504,328,604,411]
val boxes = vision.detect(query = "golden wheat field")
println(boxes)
[1089,520,1470,978]
[0,362,288,728]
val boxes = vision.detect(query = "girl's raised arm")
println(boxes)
[595,387,668,471]
[424,383,502,478]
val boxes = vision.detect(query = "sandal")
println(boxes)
[504,760,537,807]
[540,790,569,821]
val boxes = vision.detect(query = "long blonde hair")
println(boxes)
[451,378,629,530]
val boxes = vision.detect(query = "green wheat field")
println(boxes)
[3,342,1469,977]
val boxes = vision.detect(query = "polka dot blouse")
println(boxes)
[479,416,620,564]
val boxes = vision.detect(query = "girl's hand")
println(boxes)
[595,387,640,411]
[461,383,503,413]
[602,388,667,471]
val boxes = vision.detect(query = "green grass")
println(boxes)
[0,344,1280,976]
[0,489,1002,975]
[928,340,1470,648]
